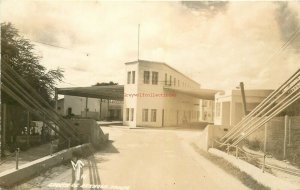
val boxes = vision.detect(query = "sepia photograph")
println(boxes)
[0,0,300,189]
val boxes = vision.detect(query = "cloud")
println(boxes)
[1,0,299,90]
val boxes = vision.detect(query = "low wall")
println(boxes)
[198,125,229,150]
[0,143,92,189]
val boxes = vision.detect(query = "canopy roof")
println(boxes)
[57,85,124,100]
[164,87,222,100]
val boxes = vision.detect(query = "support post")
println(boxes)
[227,144,230,154]
[54,87,58,112]
[85,97,88,118]
[27,111,30,148]
[1,104,7,158]
[264,123,268,154]
[16,148,20,170]
[107,99,110,120]
[284,115,288,159]
[99,99,102,121]
[262,154,266,173]
[50,141,53,156]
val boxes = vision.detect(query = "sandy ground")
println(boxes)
[13,127,249,190]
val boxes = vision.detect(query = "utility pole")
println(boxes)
[240,82,247,116]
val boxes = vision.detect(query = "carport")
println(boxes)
[55,85,124,119]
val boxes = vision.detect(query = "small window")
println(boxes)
[169,75,172,86]
[151,109,157,122]
[174,78,176,86]
[142,109,148,122]
[132,71,135,84]
[127,72,131,84]
[152,72,158,85]
[131,108,134,121]
[178,80,180,87]
[144,71,150,84]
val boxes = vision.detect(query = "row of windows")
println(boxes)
[128,70,194,88]
[127,71,136,84]
[142,109,157,122]
[143,71,158,85]
[125,108,134,121]
[164,73,191,88]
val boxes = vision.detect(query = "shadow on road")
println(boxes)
[87,154,102,190]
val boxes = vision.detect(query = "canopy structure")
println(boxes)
[57,85,124,100]
[164,87,222,100]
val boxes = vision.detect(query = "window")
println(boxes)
[169,75,172,86]
[197,111,200,121]
[174,78,176,86]
[151,109,157,122]
[144,71,150,84]
[142,109,148,122]
[216,103,221,117]
[126,108,129,121]
[131,108,134,121]
[132,71,135,84]
[165,73,168,85]
[127,72,131,84]
[178,80,180,87]
[152,72,158,85]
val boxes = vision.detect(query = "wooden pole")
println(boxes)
[240,82,247,116]
[284,115,288,159]
[1,104,7,158]
[99,99,102,121]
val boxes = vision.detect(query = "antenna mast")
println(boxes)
[138,24,140,60]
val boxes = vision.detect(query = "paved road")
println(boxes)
[14,127,249,190]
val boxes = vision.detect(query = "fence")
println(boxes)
[213,139,300,177]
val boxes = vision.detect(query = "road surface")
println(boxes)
[13,127,249,190]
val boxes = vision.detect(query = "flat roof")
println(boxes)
[57,85,124,100]
[164,87,222,100]
[125,59,201,87]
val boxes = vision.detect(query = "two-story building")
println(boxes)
[123,60,217,127]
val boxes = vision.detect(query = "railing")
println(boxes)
[220,69,300,146]
[212,140,300,177]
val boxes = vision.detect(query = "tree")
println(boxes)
[1,22,64,104]
[1,22,64,150]
[93,81,118,86]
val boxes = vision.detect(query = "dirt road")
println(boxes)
[14,127,249,190]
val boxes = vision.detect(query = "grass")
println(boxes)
[191,143,270,190]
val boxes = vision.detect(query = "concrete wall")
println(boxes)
[198,125,229,151]
[0,144,92,188]
[246,116,300,161]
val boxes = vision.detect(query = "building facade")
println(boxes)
[123,60,214,127]
[58,95,123,120]
[214,89,273,126]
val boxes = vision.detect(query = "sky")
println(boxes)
[1,0,300,90]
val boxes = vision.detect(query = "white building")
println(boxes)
[214,89,273,126]
[123,60,216,127]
